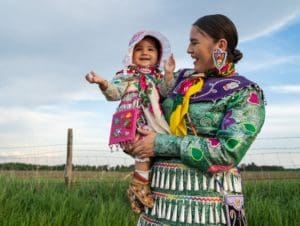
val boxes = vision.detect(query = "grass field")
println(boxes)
[1,170,300,180]
[0,172,299,226]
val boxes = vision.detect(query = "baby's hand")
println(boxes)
[85,71,104,84]
[85,71,99,83]
[85,71,108,90]
[164,54,175,82]
[164,54,176,74]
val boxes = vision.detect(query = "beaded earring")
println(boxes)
[212,48,227,71]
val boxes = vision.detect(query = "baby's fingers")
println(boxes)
[169,54,175,63]
[91,71,98,76]
[85,73,93,82]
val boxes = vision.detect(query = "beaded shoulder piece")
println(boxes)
[170,69,258,103]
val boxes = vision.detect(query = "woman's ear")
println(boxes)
[216,38,228,51]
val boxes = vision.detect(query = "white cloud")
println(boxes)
[240,13,298,42]
[0,106,112,146]
[1,0,300,108]
[260,103,300,137]
[238,55,300,73]
[243,103,300,168]
[0,55,109,106]
[230,0,300,42]
[269,85,300,93]
[62,88,106,101]
[0,105,131,166]
[1,0,300,167]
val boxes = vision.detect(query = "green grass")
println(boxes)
[0,177,138,226]
[244,180,300,226]
[0,176,299,226]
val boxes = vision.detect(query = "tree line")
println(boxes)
[0,162,134,171]
[0,162,298,171]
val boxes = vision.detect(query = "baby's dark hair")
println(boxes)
[143,35,162,63]
[143,35,161,52]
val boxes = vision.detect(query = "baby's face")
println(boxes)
[132,37,159,67]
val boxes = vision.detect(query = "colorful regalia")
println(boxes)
[101,30,175,139]
[137,66,266,226]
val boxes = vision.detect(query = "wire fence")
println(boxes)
[0,136,300,181]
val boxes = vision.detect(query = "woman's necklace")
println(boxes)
[205,62,235,77]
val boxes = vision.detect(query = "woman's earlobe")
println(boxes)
[217,39,228,51]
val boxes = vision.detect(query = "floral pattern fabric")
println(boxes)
[101,66,173,134]
[138,69,265,226]
[155,81,265,172]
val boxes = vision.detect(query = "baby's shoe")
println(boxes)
[129,176,154,208]
[127,188,144,214]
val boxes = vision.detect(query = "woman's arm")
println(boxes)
[133,86,265,173]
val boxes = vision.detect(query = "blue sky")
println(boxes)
[0,0,300,167]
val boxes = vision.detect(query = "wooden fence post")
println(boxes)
[64,128,73,186]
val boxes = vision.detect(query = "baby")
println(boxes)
[85,30,175,213]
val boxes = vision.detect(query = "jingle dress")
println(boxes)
[137,68,266,226]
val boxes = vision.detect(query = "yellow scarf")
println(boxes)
[169,77,204,136]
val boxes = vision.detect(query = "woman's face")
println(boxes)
[187,26,216,73]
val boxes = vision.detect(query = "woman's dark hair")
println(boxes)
[193,14,243,63]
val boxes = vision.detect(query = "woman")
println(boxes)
[126,14,265,226]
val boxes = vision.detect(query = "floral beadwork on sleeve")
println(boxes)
[183,86,265,172]
[154,85,265,172]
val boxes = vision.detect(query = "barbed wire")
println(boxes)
[0,136,299,169]
[0,136,299,150]
[256,136,300,140]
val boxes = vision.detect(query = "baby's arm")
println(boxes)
[85,71,108,91]
[158,54,176,97]
[86,70,129,101]
[163,54,176,85]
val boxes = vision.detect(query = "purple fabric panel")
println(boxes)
[170,69,256,102]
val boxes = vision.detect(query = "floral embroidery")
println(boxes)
[177,78,196,95]
[126,65,162,112]
[139,74,148,90]
[225,138,240,151]
[243,123,256,134]
[200,116,212,127]
[189,146,204,161]
[171,77,202,112]
[208,138,221,148]
[247,92,260,105]
[230,92,240,105]
[205,62,235,77]
[208,163,234,173]
[221,110,236,130]
[223,81,239,91]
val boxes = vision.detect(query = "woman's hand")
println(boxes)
[131,128,156,159]
[120,133,141,157]
[119,141,133,156]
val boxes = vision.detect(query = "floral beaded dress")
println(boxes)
[102,65,171,134]
[138,68,266,226]
[101,30,174,137]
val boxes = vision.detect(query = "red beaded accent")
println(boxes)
[153,191,223,203]
[155,162,187,169]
